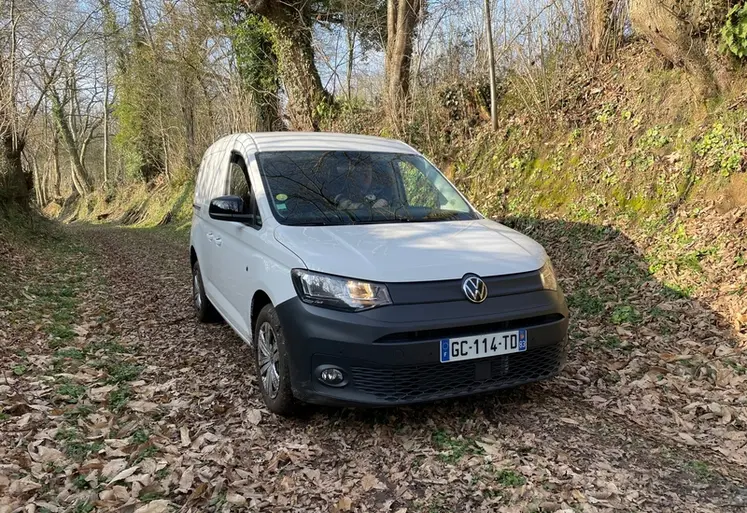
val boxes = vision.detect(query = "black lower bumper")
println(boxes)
[275,290,569,407]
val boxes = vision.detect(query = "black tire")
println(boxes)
[192,260,219,323]
[254,304,298,416]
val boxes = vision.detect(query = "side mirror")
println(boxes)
[208,196,254,222]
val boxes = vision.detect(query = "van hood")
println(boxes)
[273,219,547,282]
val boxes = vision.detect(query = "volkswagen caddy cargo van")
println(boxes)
[190,133,568,415]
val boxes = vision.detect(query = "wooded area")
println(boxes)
[0,0,744,208]
[2,2,747,511]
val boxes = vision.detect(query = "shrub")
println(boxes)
[720,3,747,59]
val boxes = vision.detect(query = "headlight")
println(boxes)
[539,260,558,290]
[291,269,392,311]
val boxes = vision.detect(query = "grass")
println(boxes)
[55,348,86,360]
[108,385,132,412]
[140,491,165,502]
[48,325,77,342]
[131,428,150,444]
[495,469,526,487]
[73,474,91,490]
[600,335,623,350]
[88,339,130,354]
[687,460,712,479]
[610,305,642,325]
[0,224,88,361]
[432,429,483,464]
[133,445,158,463]
[725,359,747,375]
[64,405,94,420]
[567,288,606,316]
[55,428,103,461]
[72,501,94,513]
[56,382,86,402]
[102,361,143,384]
[664,283,695,299]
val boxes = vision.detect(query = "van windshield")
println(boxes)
[256,151,478,226]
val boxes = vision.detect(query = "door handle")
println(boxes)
[214,236,222,247]
[206,232,214,242]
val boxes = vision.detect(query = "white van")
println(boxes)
[190,132,568,414]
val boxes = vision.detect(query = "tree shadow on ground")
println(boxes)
[297,216,746,508]
[315,215,737,418]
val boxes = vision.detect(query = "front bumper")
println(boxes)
[275,287,569,407]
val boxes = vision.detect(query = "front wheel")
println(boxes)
[192,260,219,323]
[254,304,298,416]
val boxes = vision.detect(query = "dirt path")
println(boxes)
[2,222,747,512]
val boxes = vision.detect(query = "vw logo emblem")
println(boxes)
[462,275,488,303]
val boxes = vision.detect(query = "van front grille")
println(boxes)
[350,341,566,403]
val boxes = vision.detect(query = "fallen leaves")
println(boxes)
[678,432,699,446]
[2,218,746,513]
[360,473,386,491]
[134,499,171,513]
[101,458,128,478]
[179,426,191,447]
[178,466,195,493]
[108,464,140,485]
[8,478,42,496]
[127,400,159,413]
[335,496,353,512]
[245,408,262,425]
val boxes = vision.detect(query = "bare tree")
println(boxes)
[1,0,100,204]
[47,65,103,195]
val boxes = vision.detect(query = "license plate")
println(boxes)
[440,329,527,363]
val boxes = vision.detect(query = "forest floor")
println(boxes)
[2,219,747,513]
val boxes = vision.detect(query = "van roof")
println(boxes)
[236,132,418,155]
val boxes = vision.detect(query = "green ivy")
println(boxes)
[638,127,671,151]
[694,122,747,177]
[720,3,747,59]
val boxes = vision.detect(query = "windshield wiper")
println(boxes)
[351,219,406,224]
[291,220,335,226]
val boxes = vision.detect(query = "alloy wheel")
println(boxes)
[257,321,280,399]
[193,269,202,310]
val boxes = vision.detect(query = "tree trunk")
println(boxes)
[182,78,196,170]
[50,96,92,194]
[70,157,83,196]
[384,0,421,129]
[484,0,497,131]
[40,158,50,205]
[629,0,723,99]
[346,23,356,100]
[588,0,614,60]
[30,154,44,206]
[271,15,327,131]
[103,42,110,185]
[52,134,61,197]
[0,132,29,205]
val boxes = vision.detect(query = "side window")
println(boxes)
[396,161,439,209]
[228,161,250,201]
[226,153,262,229]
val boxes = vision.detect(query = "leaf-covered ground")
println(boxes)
[2,215,747,513]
